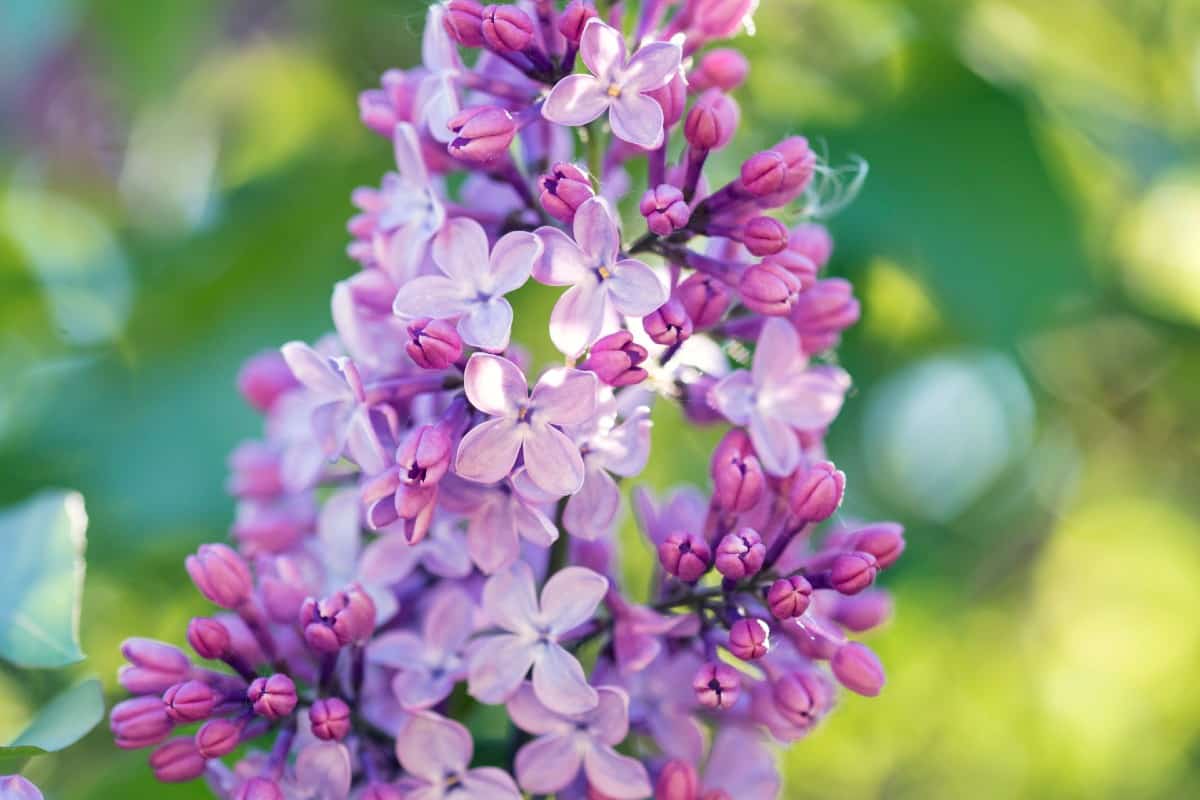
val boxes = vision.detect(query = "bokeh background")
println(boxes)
[3,0,1199,797]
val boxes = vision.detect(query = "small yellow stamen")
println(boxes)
[598,265,612,280]
[606,84,622,98]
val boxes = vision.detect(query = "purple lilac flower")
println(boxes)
[395,712,521,799]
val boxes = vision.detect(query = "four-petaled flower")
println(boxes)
[395,711,521,799]
[371,122,446,281]
[543,19,682,149]
[369,586,476,710]
[535,197,667,358]
[467,562,607,714]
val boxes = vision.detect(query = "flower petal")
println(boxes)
[572,197,620,265]
[467,634,537,704]
[515,733,585,794]
[543,74,610,127]
[588,686,631,745]
[392,667,454,711]
[549,280,606,358]
[532,643,598,715]
[580,18,626,81]
[463,353,528,416]
[468,499,521,574]
[533,226,590,285]
[395,712,472,780]
[748,408,801,477]
[367,631,425,668]
[763,365,851,430]
[646,709,706,764]
[455,417,524,485]
[433,217,492,285]
[392,275,473,319]
[752,317,801,388]
[423,586,476,655]
[481,561,539,632]
[459,767,522,800]
[458,297,514,351]
[563,466,620,539]
[607,258,667,316]
[608,91,665,149]
[704,726,781,800]
[393,122,430,185]
[523,425,586,496]
[582,743,652,800]
[621,41,682,92]
[505,682,572,736]
[541,566,608,634]
[487,231,542,295]
[531,368,598,426]
[512,499,559,548]
[708,370,755,425]
[280,342,345,398]
[294,742,352,800]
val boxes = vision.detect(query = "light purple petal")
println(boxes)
[392,668,453,710]
[455,417,524,485]
[646,709,706,764]
[572,197,620,264]
[588,686,631,744]
[458,297,514,351]
[433,217,492,285]
[506,682,572,736]
[606,258,667,316]
[421,3,461,73]
[533,226,590,285]
[393,122,430,185]
[752,317,801,388]
[417,72,459,143]
[763,366,851,430]
[515,733,584,794]
[281,342,345,398]
[481,562,539,632]
[358,532,420,586]
[523,425,586,496]
[580,18,626,81]
[582,743,652,800]
[0,776,43,800]
[549,280,606,357]
[294,742,353,800]
[608,91,665,149]
[531,368,598,426]
[708,370,755,425]
[469,500,521,574]
[368,631,425,668]
[423,586,476,655]
[540,566,608,634]
[487,230,542,295]
[563,466,620,539]
[704,726,781,800]
[620,41,682,92]
[460,767,522,800]
[422,527,474,577]
[543,74,610,127]
[512,500,558,548]
[467,634,537,704]
[748,409,801,477]
[463,353,528,416]
[392,274,473,319]
[532,643,598,715]
[395,712,472,781]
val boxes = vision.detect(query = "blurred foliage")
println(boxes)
[2,0,1199,798]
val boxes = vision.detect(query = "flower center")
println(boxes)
[597,265,612,280]
[606,83,622,98]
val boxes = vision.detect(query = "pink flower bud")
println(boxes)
[119,638,191,695]
[406,317,463,370]
[684,90,739,151]
[195,717,242,758]
[247,674,298,720]
[675,273,729,329]
[300,585,377,653]
[728,617,771,660]
[658,533,712,582]
[447,105,517,163]
[237,778,285,800]
[397,425,453,488]
[110,696,173,750]
[558,0,598,44]
[767,575,813,619]
[647,71,688,128]
[742,216,788,256]
[580,331,648,387]
[163,680,220,724]
[848,522,905,569]
[237,350,298,413]
[772,671,828,727]
[762,248,817,291]
[693,661,740,709]
[443,0,486,46]
[185,543,253,610]
[309,697,352,741]
[691,0,756,39]
[740,151,787,197]
[790,277,859,349]
[691,48,749,91]
[640,184,691,236]
[788,223,833,269]
[771,135,816,196]
[643,298,693,345]
[481,4,535,52]
[187,617,232,660]
[715,527,765,580]
[538,162,595,223]
[710,429,764,511]
[739,260,801,316]
[655,760,700,800]
[830,590,893,632]
[227,441,284,499]
[829,551,878,595]
[789,460,845,522]
[831,641,885,696]
[149,737,207,782]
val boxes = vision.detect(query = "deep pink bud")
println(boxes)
[740,151,787,197]
[110,696,173,750]
[684,90,739,151]
[767,575,813,619]
[739,260,802,316]
[693,661,740,709]
[163,680,220,723]
[691,48,749,91]
[772,671,827,727]
[691,0,755,39]
[300,585,376,653]
[149,737,207,782]
[655,760,700,800]
[675,273,729,329]
[118,638,191,695]
[710,429,765,511]
[640,184,691,236]
[187,617,232,660]
[309,697,352,741]
[482,4,535,52]
[790,278,860,349]
[773,136,817,194]
[443,0,486,46]
[361,784,406,800]
[447,105,517,163]
[830,590,893,632]
[538,162,595,223]
[788,223,833,269]
[247,674,297,720]
[185,543,253,610]
[715,527,765,580]
[397,425,453,488]
[789,460,845,522]
[643,298,693,345]
[831,641,885,696]
[580,331,648,387]
[647,71,688,128]
[762,249,818,291]
[829,551,878,595]
[728,617,771,660]
[742,216,788,256]
[848,522,905,569]
[237,350,298,413]
[658,533,712,582]
[195,717,242,758]
[406,317,463,370]
[227,441,284,499]
[237,778,285,800]
[558,0,598,44]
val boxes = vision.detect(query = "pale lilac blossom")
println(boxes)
[394,712,521,800]
[369,586,476,710]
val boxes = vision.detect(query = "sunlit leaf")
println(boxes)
[0,677,104,773]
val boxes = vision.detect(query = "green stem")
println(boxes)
[545,496,570,581]
[586,121,605,183]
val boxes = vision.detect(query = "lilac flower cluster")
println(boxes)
[111,2,901,797]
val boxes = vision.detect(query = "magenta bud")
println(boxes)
[693,661,740,710]
[715,528,765,580]
[655,760,700,800]
[692,0,756,39]
[773,136,817,194]
[740,151,787,197]
[300,584,376,653]
[710,429,765,511]
[767,575,813,619]
[579,330,648,387]
[187,617,232,660]
[691,48,749,92]
[195,717,242,759]
[640,184,691,236]
[397,425,453,488]
[406,317,463,370]
[538,162,595,224]
[762,248,818,291]
[443,0,486,46]
[558,0,598,44]
[163,680,220,724]
[110,696,173,750]
[684,90,739,151]
[119,638,191,695]
[646,70,688,128]
[237,350,298,414]
[185,543,253,610]
[788,223,833,269]
[481,4,535,52]
[361,784,406,800]
[237,778,285,800]
[831,641,885,696]
[643,298,693,345]
[830,590,893,632]
[309,697,352,741]
[675,273,730,330]
[150,737,207,782]
[247,674,298,720]
[830,551,878,595]
[728,617,771,660]
[790,278,860,346]
[848,522,905,569]
[658,533,712,582]
[772,671,827,727]
[789,460,845,523]
[227,441,284,499]
[742,216,788,257]
[447,105,517,163]
[739,260,802,316]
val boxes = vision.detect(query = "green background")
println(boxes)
[2,0,1198,797]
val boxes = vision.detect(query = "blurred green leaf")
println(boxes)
[0,677,104,773]
[0,490,88,667]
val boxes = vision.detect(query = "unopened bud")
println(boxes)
[767,575,813,619]
[447,106,517,164]
[195,717,242,758]
[788,460,845,523]
[237,778,285,800]
[309,697,352,741]
[397,425,453,488]
[640,184,691,236]
[690,48,749,91]
[187,617,232,660]
[655,760,700,800]
[119,638,191,695]
[847,522,905,569]
[684,90,739,151]
[788,223,833,270]
[658,533,712,582]
[149,737,207,782]
[443,0,486,46]
[762,248,818,290]
[742,216,788,257]
[185,544,253,610]
[831,641,885,696]
[481,4,535,52]
[676,273,730,329]
[710,429,765,511]
[558,0,597,44]
[300,585,377,653]
[580,331,648,387]
[237,350,298,413]
[247,674,298,720]
[643,298,693,345]
[110,696,173,750]
[647,71,688,128]
[692,661,740,709]
[727,617,771,660]
[829,590,893,632]
[406,317,463,370]
[538,162,595,224]
[163,680,220,724]
[715,528,765,580]
[740,151,787,197]
[739,260,801,316]
[772,671,827,727]
[829,551,878,595]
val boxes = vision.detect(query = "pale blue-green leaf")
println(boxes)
[0,677,104,773]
